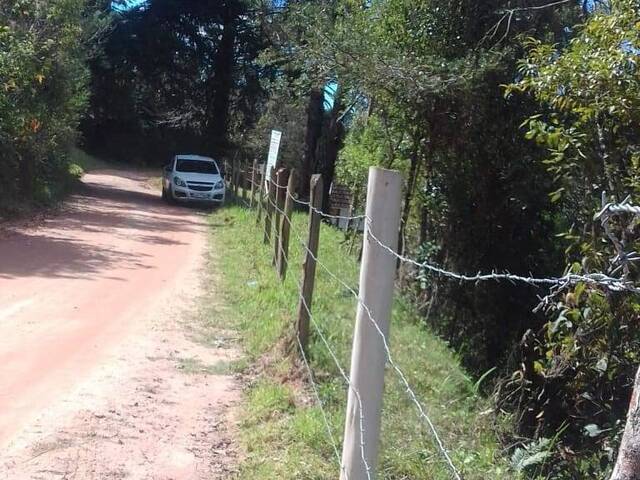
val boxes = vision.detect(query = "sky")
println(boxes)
[113,0,287,10]
[112,0,147,11]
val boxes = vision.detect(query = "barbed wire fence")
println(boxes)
[223,160,640,480]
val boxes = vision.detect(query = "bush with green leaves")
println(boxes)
[501,1,640,476]
[0,0,107,208]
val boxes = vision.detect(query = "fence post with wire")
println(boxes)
[229,152,640,480]
[340,167,402,480]
[296,174,323,351]
[256,164,264,224]
[250,160,257,208]
[278,168,297,280]
[241,168,248,203]
[263,167,276,244]
[273,168,289,267]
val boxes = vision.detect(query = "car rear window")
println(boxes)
[176,159,218,174]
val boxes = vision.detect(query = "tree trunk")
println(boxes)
[300,88,324,198]
[610,365,640,480]
[206,8,237,153]
[397,130,421,259]
[318,91,343,213]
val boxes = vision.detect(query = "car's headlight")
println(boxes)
[173,176,186,187]
[215,180,224,189]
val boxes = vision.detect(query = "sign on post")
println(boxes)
[265,130,282,188]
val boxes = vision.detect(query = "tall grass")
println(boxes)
[208,204,512,479]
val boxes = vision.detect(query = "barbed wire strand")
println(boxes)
[290,194,367,222]
[262,176,366,222]
[232,190,357,479]
[266,196,372,480]
[294,332,346,477]
[266,195,462,480]
[363,217,639,294]
[242,175,640,480]
[595,201,640,218]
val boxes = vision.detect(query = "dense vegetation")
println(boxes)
[210,206,510,479]
[236,1,640,477]
[2,0,640,477]
[0,0,108,213]
[82,0,270,163]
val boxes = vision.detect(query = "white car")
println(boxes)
[162,154,226,205]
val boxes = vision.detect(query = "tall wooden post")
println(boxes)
[263,167,276,244]
[278,169,297,280]
[296,174,323,351]
[273,168,289,266]
[250,160,257,208]
[256,166,264,224]
[234,165,240,198]
[241,169,248,203]
[340,167,402,480]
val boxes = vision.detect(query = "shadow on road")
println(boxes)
[0,170,216,280]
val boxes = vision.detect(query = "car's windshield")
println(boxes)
[175,159,218,174]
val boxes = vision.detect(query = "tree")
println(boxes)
[0,0,108,203]
[83,0,269,163]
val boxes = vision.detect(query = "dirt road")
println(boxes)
[0,170,239,479]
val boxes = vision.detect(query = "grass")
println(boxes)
[68,147,111,173]
[176,355,249,375]
[206,202,513,479]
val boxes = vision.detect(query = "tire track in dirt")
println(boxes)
[0,169,240,479]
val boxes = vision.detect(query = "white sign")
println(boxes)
[265,130,282,184]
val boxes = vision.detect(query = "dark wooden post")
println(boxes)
[278,169,297,280]
[233,160,239,198]
[241,169,248,202]
[273,168,289,266]
[263,167,276,244]
[250,160,257,208]
[296,174,323,351]
[256,165,264,224]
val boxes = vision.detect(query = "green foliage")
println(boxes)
[0,0,108,209]
[336,115,387,205]
[498,1,640,476]
[509,0,640,207]
[211,205,512,479]
[83,0,270,163]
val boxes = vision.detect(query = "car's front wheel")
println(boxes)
[163,185,176,205]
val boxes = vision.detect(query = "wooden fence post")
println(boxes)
[296,174,323,352]
[273,168,289,266]
[230,160,235,194]
[278,169,297,280]
[256,166,264,224]
[263,167,276,244]
[250,160,257,208]
[241,169,248,203]
[340,167,402,480]
[231,160,238,198]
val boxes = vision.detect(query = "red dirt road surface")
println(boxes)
[0,170,239,479]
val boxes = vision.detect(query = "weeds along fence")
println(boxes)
[224,160,640,480]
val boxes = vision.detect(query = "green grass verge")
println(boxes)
[208,203,512,479]
[0,148,107,219]
[68,147,111,173]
